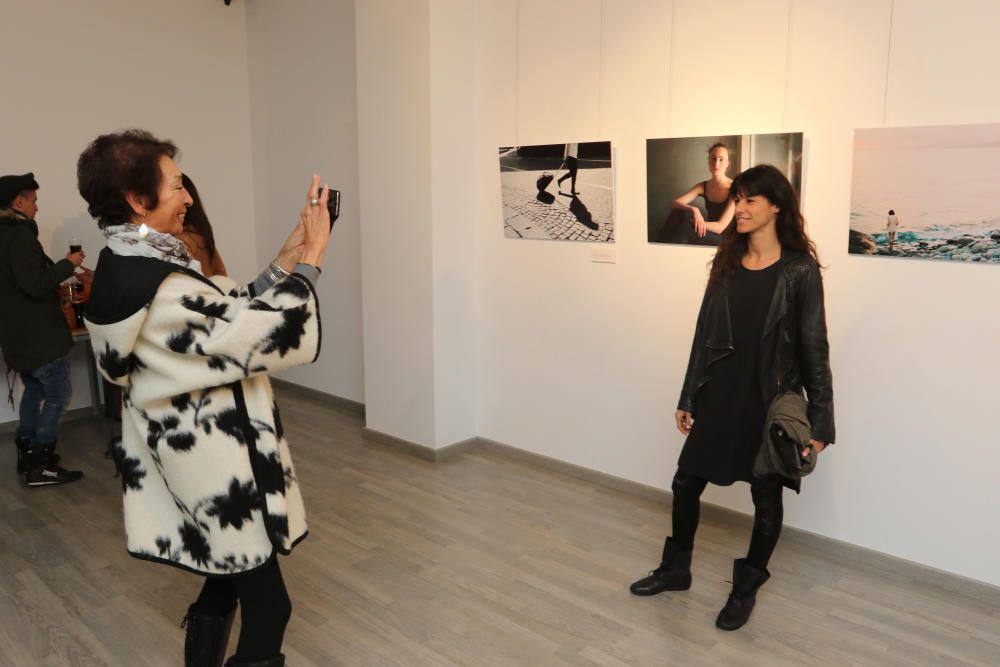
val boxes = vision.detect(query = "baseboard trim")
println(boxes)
[478,438,672,505]
[270,378,365,418]
[362,428,480,462]
[0,406,96,435]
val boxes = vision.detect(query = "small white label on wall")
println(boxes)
[591,248,617,264]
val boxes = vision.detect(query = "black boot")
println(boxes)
[40,441,61,467]
[182,604,237,667]
[15,437,30,475]
[18,439,62,475]
[629,537,692,595]
[224,655,284,667]
[715,558,770,631]
[23,447,83,486]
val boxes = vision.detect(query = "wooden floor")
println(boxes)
[1,384,998,666]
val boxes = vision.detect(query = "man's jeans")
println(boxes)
[15,355,71,446]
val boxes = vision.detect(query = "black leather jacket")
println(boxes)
[677,250,835,444]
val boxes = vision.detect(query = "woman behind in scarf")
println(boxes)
[78,129,332,667]
[175,173,228,278]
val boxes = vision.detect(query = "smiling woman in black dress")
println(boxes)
[630,164,835,631]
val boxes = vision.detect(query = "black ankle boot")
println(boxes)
[15,437,30,475]
[19,439,62,475]
[224,655,285,667]
[40,441,60,467]
[629,537,692,595]
[715,558,770,630]
[182,604,237,667]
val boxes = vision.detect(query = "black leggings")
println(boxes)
[670,468,784,570]
[194,558,291,660]
[558,156,578,191]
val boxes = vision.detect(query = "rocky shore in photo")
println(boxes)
[849,228,1000,263]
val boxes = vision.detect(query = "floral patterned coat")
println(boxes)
[85,248,321,576]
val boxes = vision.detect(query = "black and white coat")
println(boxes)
[85,248,321,576]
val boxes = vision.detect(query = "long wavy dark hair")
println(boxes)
[707,164,817,290]
[181,174,219,264]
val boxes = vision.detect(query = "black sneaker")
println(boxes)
[25,463,83,487]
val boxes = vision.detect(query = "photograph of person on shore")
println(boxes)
[648,132,803,246]
[848,123,1000,263]
[886,209,901,252]
[499,141,614,242]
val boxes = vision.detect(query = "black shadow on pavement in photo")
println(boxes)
[563,194,598,230]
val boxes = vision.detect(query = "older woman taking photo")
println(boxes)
[78,129,331,667]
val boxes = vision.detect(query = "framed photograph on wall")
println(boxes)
[499,141,614,242]
[848,123,1000,263]
[647,132,803,246]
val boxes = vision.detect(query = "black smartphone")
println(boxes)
[325,189,341,229]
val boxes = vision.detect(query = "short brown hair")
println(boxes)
[77,129,178,229]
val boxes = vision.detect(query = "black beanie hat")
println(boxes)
[0,173,39,208]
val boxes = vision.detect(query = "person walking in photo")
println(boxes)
[557,142,580,195]
[629,164,835,631]
[886,209,900,252]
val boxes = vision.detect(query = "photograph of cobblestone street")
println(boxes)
[499,142,614,242]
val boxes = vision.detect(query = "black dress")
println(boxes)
[678,261,781,485]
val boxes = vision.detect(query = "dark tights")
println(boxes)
[194,558,291,661]
[557,156,578,192]
[670,468,784,570]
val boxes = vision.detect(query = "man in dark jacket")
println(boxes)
[0,172,84,485]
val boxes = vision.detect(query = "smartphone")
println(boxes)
[326,189,341,229]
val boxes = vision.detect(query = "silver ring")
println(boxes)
[309,198,319,207]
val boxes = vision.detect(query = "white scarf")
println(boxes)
[103,223,202,273]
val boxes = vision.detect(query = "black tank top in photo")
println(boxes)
[702,180,729,222]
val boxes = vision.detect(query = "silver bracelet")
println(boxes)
[264,266,283,284]
[270,261,291,277]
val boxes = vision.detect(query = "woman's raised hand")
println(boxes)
[276,221,306,273]
[675,410,693,436]
[275,175,333,271]
[298,174,332,268]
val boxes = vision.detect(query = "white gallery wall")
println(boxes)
[355,0,438,445]
[468,0,1000,587]
[354,0,480,447]
[245,0,365,403]
[0,0,258,422]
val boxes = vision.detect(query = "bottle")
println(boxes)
[69,278,86,328]
[60,282,75,330]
